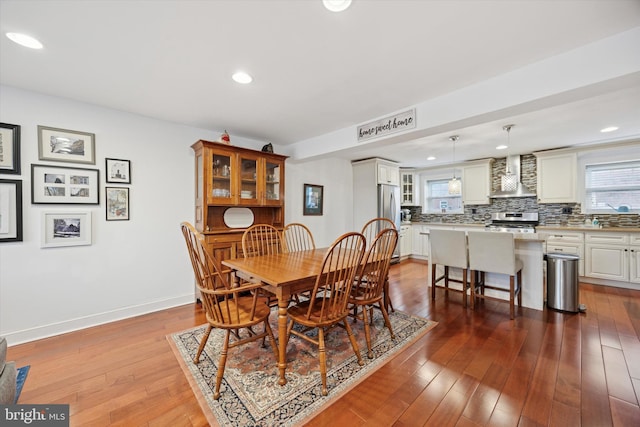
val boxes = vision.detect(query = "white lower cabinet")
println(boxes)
[585,232,638,283]
[544,231,584,276]
[629,234,640,284]
[399,225,412,258]
[412,225,429,259]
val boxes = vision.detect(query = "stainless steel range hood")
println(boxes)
[490,155,537,198]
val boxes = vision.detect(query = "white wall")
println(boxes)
[0,86,356,344]
[284,158,354,248]
[0,86,215,343]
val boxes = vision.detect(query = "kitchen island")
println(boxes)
[421,223,547,311]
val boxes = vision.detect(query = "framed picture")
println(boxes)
[42,210,92,248]
[105,158,131,183]
[0,123,21,175]
[0,179,23,242]
[31,164,99,205]
[38,125,96,164]
[303,183,323,216]
[106,187,130,221]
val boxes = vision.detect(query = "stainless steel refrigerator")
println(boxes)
[378,184,401,261]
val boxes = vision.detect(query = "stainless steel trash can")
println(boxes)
[546,253,580,312]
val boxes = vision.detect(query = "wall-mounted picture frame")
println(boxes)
[42,210,92,248]
[303,183,323,216]
[0,179,23,243]
[31,164,99,205]
[105,158,131,184]
[38,125,96,165]
[0,123,21,175]
[106,187,129,221]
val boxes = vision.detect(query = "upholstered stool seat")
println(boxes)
[467,231,523,319]
[430,229,470,307]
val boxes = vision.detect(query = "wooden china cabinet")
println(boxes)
[191,140,287,279]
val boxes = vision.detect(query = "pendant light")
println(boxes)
[448,135,461,195]
[501,124,518,192]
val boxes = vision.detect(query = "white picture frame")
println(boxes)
[42,210,92,248]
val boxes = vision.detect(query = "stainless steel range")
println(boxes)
[486,212,538,233]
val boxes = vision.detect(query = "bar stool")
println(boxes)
[430,229,469,307]
[467,231,523,319]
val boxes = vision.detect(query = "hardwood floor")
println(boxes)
[7,259,640,426]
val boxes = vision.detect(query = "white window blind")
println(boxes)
[584,160,640,213]
[424,179,463,213]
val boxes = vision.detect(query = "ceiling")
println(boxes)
[1,0,640,168]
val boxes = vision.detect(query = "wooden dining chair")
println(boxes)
[360,217,397,312]
[349,227,398,358]
[242,224,284,258]
[180,222,278,400]
[241,224,285,306]
[286,231,366,396]
[467,231,523,319]
[283,223,316,252]
[361,217,396,249]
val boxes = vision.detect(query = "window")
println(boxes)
[424,178,463,213]
[584,160,640,213]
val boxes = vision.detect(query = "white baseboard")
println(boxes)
[4,294,196,346]
[580,276,640,291]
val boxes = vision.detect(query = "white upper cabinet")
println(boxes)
[377,161,400,186]
[535,151,578,203]
[462,159,493,205]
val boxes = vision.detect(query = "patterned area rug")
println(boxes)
[15,365,30,403]
[168,309,437,426]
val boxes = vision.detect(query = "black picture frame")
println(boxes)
[31,164,100,205]
[0,122,21,175]
[105,158,131,184]
[303,183,323,216]
[105,186,130,221]
[0,179,23,242]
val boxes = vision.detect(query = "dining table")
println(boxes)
[222,248,329,386]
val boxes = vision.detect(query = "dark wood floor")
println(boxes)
[7,259,640,426]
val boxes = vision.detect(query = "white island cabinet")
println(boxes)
[425,225,545,311]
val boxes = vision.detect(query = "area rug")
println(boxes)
[168,309,437,426]
[15,365,30,403]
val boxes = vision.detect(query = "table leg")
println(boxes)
[277,293,289,386]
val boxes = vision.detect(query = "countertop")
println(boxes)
[407,222,545,241]
[537,225,640,233]
[407,222,640,233]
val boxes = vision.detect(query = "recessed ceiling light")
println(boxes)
[600,126,619,133]
[323,0,352,12]
[232,71,252,84]
[427,156,436,161]
[6,32,43,49]
[496,145,508,150]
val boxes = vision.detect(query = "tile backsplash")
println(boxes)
[408,154,639,228]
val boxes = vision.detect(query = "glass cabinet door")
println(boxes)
[401,172,414,204]
[238,154,258,204]
[264,160,282,205]
[211,152,233,202]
